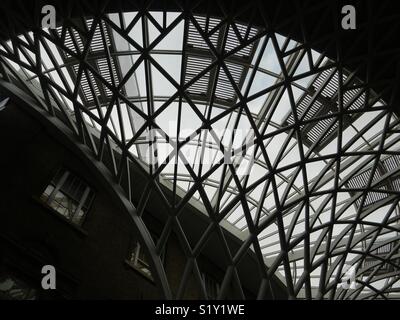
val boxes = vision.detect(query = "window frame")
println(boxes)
[40,166,95,227]
[125,234,166,282]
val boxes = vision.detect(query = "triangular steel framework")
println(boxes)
[0,1,400,300]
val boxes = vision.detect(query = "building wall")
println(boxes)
[0,102,165,299]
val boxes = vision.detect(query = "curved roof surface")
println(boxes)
[0,2,400,299]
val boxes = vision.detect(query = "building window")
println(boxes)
[0,275,37,300]
[202,273,220,299]
[126,238,165,281]
[40,168,95,226]
[127,242,153,280]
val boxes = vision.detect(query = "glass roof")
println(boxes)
[1,10,400,299]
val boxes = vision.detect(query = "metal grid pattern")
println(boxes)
[0,4,400,300]
[284,68,368,150]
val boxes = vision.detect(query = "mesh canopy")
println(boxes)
[0,9,400,299]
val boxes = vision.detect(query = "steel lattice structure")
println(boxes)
[0,0,400,300]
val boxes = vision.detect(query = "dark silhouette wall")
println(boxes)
[0,101,170,299]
